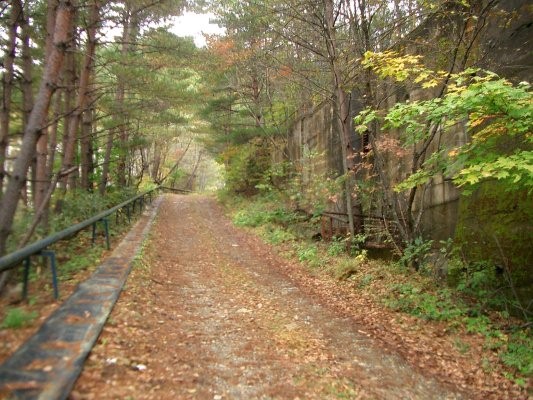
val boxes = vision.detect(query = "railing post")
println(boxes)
[22,250,59,300]
[22,257,31,300]
[92,219,110,250]
[103,218,110,250]
[41,250,59,300]
[91,222,97,245]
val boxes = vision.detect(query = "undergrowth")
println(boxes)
[221,191,533,386]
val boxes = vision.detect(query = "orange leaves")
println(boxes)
[375,136,408,158]
[278,65,293,78]
[207,36,253,68]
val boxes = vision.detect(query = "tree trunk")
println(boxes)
[80,102,95,190]
[99,126,115,194]
[117,9,135,188]
[60,0,100,190]
[41,90,63,228]
[33,0,58,211]
[0,0,74,256]
[20,3,41,208]
[151,140,162,183]
[59,42,76,190]
[324,0,359,238]
[185,150,203,191]
[0,1,22,198]
[100,6,133,193]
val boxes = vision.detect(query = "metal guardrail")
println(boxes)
[159,186,192,194]
[0,187,159,275]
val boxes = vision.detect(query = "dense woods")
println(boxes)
[0,0,205,256]
[0,0,531,389]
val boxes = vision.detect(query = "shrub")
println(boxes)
[327,238,346,257]
[398,237,433,270]
[263,227,295,244]
[385,284,464,321]
[296,244,320,267]
[501,330,533,376]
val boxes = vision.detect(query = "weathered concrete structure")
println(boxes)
[276,0,532,267]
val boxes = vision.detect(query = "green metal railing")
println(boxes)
[0,187,159,298]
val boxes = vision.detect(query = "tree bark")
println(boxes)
[80,102,95,190]
[20,2,42,208]
[151,140,162,183]
[0,1,22,198]
[36,0,58,215]
[100,6,133,194]
[117,9,140,188]
[0,0,74,256]
[324,0,360,238]
[60,0,100,190]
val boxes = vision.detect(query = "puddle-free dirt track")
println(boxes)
[70,194,468,399]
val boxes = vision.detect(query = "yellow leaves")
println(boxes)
[448,148,460,158]
[414,71,430,83]
[363,51,446,88]
[422,79,440,89]
[470,116,488,128]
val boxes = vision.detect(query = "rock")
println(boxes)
[134,364,147,371]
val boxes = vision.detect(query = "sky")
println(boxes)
[169,12,225,47]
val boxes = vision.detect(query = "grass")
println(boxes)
[1,307,38,329]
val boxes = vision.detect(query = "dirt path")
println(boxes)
[71,194,465,399]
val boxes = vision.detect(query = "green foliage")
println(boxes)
[454,339,471,354]
[358,273,374,288]
[286,153,343,217]
[51,188,137,232]
[261,227,296,244]
[454,181,532,284]
[398,237,434,270]
[464,315,493,336]
[357,53,533,196]
[296,244,320,267]
[60,246,102,280]
[1,308,38,329]
[232,202,299,229]
[219,140,272,195]
[456,261,501,300]
[385,284,464,321]
[501,330,533,376]
[327,238,346,257]
[233,209,269,227]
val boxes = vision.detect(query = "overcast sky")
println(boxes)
[169,12,225,47]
